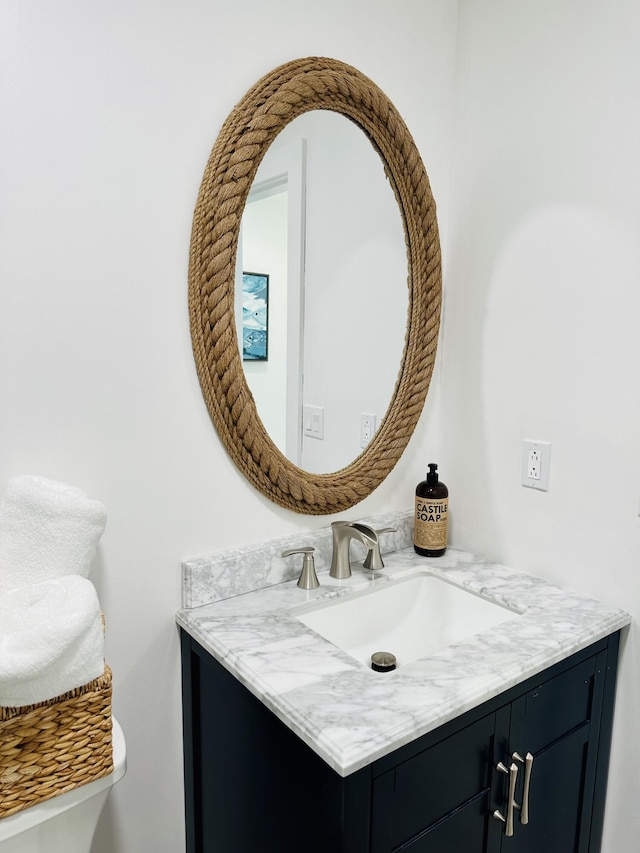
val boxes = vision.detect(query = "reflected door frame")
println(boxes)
[236,139,306,465]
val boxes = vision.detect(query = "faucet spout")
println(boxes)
[329,521,387,579]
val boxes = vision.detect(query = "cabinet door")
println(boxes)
[372,711,502,853]
[503,651,607,853]
[509,724,590,853]
[397,790,491,853]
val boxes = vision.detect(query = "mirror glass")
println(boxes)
[237,111,407,474]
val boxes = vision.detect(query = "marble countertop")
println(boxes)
[177,544,630,777]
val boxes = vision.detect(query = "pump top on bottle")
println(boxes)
[413,463,448,557]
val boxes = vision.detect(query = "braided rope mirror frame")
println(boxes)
[188,57,441,515]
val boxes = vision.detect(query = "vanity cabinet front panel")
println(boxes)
[511,654,598,754]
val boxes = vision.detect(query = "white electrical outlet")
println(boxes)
[527,449,541,480]
[521,440,551,491]
[360,413,377,448]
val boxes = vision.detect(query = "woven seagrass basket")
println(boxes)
[0,665,113,819]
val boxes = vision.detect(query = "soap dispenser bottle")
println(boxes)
[414,463,448,557]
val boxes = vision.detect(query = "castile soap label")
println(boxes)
[414,496,448,551]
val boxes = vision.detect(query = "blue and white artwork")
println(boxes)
[242,272,269,361]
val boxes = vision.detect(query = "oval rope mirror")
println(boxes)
[189,56,441,515]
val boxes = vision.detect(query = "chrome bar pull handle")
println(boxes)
[493,761,519,837]
[513,751,534,824]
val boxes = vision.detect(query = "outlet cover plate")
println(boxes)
[522,440,551,491]
[360,413,377,448]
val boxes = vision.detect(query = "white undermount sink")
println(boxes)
[295,572,521,668]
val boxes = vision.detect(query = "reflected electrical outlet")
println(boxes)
[360,413,377,448]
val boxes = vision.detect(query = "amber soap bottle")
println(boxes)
[414,463,449,557]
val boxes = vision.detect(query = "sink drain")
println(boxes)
[371,651,397,672]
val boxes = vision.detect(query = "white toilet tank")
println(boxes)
[0,717,126,853]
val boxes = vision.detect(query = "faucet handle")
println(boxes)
[281,547,319,590]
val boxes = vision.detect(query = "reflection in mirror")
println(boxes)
[237,181,291,458]
[238,111,407,474]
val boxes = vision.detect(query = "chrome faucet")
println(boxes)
[329,521,396,579]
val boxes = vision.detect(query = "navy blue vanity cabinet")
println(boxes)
[180,630,620,853]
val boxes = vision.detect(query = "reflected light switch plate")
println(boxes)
[303,404,324,440]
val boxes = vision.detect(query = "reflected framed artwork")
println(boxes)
[242,272,269,361]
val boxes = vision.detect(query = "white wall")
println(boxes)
[444,2,640,850]
[292,111,408,473]
[0,3,456,851]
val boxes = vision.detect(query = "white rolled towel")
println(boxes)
[0,575,105,707]
[0,475,107,594]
